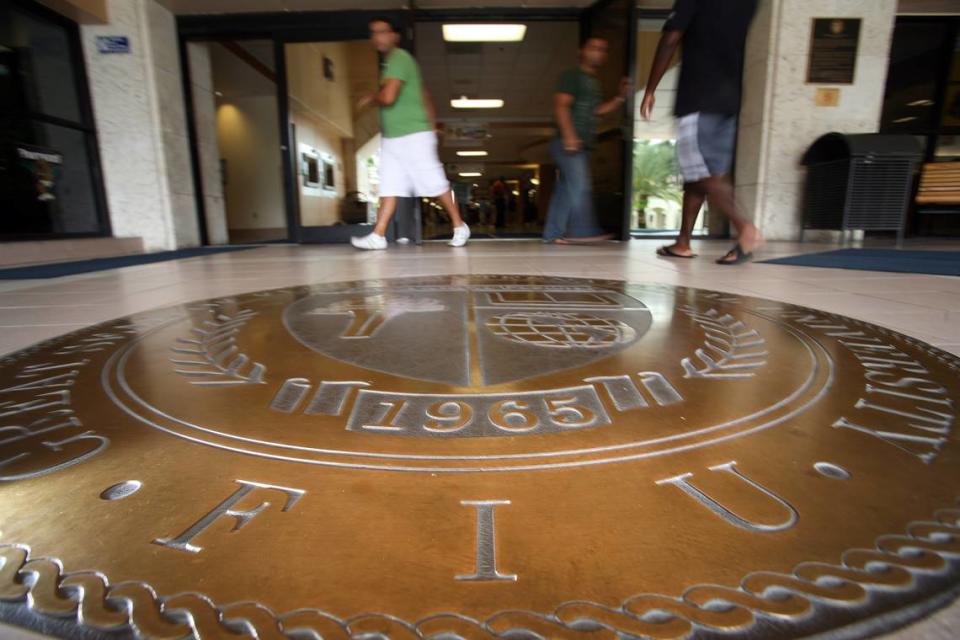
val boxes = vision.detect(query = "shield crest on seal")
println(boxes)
[283,283,652,386]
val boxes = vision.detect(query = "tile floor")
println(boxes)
[1,238,959,639]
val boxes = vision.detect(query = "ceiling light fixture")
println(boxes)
[451,97,504,109]
[457,150,489,157]
[442,24,527,43]
[459,172,483,177]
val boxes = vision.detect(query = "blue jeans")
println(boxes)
[543,137,602,241]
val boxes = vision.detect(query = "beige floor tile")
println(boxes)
[933,343,960,357]
[869,310,960,342]
[862,290,960,311]
[0,324,89,356]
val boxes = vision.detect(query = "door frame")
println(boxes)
[581,0,639,241]
[178,5,641,244]
[177,10,412,245]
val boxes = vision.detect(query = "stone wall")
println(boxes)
[80,0,199,251]
[735,0,898,241]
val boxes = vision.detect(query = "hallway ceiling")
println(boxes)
[415,20,577,168]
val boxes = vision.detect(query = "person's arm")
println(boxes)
[640,0,695,120]
[596,77,631,115]
[358,50,410,109]
[376,79,403,106]
[358,78,403,110]
[640,31,682,120]
[554,92,581,152]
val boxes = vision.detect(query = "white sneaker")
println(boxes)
[449,224,470,247]
[396,237,410,245]
[351,232,387,251]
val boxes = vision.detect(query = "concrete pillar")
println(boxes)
[186,42,229,245]
[80,0,200,251]
[735,0,898,241]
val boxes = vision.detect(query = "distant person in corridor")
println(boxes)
[641,0,761,264]
[352,17,470,251]
[543,36,630,245]
[491,177,508,229]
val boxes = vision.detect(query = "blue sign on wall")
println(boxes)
[96,36,131,54]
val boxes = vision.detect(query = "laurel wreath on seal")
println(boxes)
[1,503,960,640]
[170,309,267,387]
[679,307,769,379]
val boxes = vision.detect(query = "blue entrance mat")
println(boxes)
[0,246,257,279]
[761,248,960,276]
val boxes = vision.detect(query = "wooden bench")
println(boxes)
[916,162,960,205]
[915,162,960,235]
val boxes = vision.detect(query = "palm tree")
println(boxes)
[632,140,682,228]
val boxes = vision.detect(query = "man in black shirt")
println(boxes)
[640,0,760,265]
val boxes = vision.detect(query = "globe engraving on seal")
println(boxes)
[1,275,958,639]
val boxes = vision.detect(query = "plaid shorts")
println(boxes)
[676,112,737,184]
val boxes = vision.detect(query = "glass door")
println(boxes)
[179,10,412,245]
[581,0,637,240]
[0,0,109,240]
[284,38,383,243]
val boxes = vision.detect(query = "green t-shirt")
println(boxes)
[381,48,431,139]
[555,68,601,149]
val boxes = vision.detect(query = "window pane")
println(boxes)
[880,21,951,133]
[0,0,82,122]
[941,32,960,128]
[0,121,101,235]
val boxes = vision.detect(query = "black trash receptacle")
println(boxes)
[801,133,922,245]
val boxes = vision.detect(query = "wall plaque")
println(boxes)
[807,18,861,85]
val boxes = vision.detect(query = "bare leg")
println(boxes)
[434,190,466,228]
[661,184,706,256]
[372,196,399,237]
[702,175,762,260]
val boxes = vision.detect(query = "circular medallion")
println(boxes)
[1,275,959,639]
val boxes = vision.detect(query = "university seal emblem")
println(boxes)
[1,275,958,639]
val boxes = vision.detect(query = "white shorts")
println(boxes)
[379,130,450,198]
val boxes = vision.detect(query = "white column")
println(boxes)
[735,0,898,242]
[80,0,199,251]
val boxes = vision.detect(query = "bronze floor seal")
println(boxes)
[1,275,959,639]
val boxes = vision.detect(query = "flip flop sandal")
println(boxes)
[716,244,753,265]
[657,246,697,259]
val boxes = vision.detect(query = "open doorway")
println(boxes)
[187,40,289,244]
[415,21,580,240]
[631,16,708,238]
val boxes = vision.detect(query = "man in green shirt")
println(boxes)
[544,36,629,244]
[352,17,470,250]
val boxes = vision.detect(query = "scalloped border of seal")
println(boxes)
[2,504,960,640]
